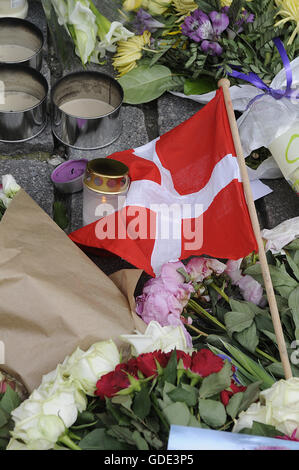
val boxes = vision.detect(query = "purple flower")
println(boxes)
[181,9,229,56]
[133,8,164,35]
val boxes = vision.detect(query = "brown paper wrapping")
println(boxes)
[0,190,146,393]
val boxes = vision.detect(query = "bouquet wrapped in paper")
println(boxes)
[0,189,146,393]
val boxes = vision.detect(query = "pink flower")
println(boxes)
[225,259,264,306]
[160,261,187,292]
[186,257,226,283]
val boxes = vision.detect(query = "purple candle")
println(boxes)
[51,159,88,194]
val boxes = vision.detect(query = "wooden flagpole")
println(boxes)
[218,78,293,380]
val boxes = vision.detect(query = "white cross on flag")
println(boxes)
[69,89,258,276]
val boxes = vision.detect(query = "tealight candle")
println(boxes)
[83,158,130,226]
[0,1,28,19]
[51,159,88,194]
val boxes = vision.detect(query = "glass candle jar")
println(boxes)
[0,1,28,18]
[83,158,130,227]
[268,120,299,195]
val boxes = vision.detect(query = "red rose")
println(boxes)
[95,371,119,399]
[165,350,192,369]
[95,362,137,399]
[136,351,169,377]
[220,380,247,406]
[191,349,224,377]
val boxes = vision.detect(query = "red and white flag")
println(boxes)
[69,89,258,277]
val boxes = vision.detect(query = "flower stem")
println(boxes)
[186,323,209,337]
[58,435,82,451]
[255,347,279,363]
[187,299,278,364]
[151,393,170,434]
[210,282,230,303]
[188,299,226,331]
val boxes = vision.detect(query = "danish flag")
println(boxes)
[69,89,258,276]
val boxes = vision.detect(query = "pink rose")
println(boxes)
[186,257,226,282]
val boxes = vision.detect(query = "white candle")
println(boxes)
[0,91,40,112]
[59,98,115,118]
[0,0,28,18]
[0,45,35,62]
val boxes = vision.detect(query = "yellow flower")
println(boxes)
[122,0,143,11]
[172,0,197,19]
[142,0,172,16]
[275,0,299,45]
[112,31,151,76]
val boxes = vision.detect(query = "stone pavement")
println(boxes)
[0,0,298,275]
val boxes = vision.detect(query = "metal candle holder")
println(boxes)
[0,64,48,143]
[51,71,124,150]
[0,18,44,71]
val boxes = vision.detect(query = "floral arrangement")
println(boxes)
[135,220,299,389]
[5,320,299,450]
[45,1,299,103]
[5,322,262,450]
[0,175,20,221]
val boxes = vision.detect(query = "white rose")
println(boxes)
[120,321,192,356]
[10,414,66,450]
[259,378,299,438]
[40,364,87,413]
[2,174,20,198]
[232,402,268,433]
[64,340,121,395]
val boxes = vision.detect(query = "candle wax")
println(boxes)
[0,91,40,111]
[59,98,115,118]
[0,44,35,62]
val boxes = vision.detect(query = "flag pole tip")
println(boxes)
[218,78,231,89]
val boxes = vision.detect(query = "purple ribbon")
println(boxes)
[228,37,299,108]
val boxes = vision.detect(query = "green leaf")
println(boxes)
[198,399,227,428]
[288,286,299,339]
[224,311,254,337]
[250,421,284,438]
[132,386,151,420]
[184,76,217,95]
[53,201,69,230]
[238,381,262,413]
[0,386,21,414]
[118,65,175,104]
[226,392,244,419]
[235,323,259,353]
[229,299,266,317]
[284,239,299,251]
[163,402,191,426]
[199,360,232,399]
[132,430,149,450]
[215,340,275,390]
[0,407,9,428]
[168,384,198,407]
[163,349,177,385]
[79,428,131,450]
[286,253,299,282]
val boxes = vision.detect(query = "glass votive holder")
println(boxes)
[268,120,299,196]
[83,158,130,227]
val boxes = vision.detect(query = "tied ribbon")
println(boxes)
[228,37,299,108]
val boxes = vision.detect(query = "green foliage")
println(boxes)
[0,385,22,450]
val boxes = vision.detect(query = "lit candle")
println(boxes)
[83,158,130,226]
